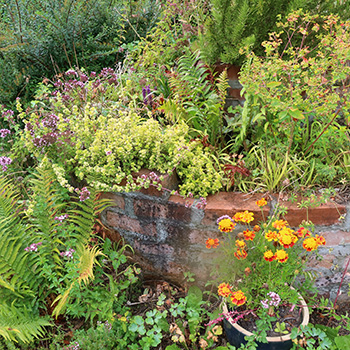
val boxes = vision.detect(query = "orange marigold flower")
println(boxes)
[234,249,248,260]
[253,225,261,232]
[243,229,255,241]
[297,227,311,238]
[303,237,319,251]
[230,290,247,306]
[278,229,298,248]
[265,230,278,242]
[217,215,236,232]
[235,240,246,249]
[233,212,244,222]
[263,250,275,262]
[256,198,267,207]
[315,234,326,246]
[218,283,232,297]
[272,220,288,230]
[206,238,219,249]
[275,249,289,263]
[241,210,254,224]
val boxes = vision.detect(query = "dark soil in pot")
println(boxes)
[237,304,303,337]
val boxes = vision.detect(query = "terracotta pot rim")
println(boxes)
[222,294,310,343]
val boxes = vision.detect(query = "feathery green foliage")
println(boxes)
[163,50,228,147]
[0,159,112,343]
[0,303,51,344]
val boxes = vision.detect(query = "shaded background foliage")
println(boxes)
[0,0,162,105]
[201,0,350,65]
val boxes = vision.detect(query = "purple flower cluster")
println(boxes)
[75,187,90,201]
[63,341,80,350]
[60,248,75,259]
[195,197,207,209]
[261,292,281,309]
[55,214,69,222]
[24,242,43,252]
[97,320,112,331]
[142,85,153,107]
[0,156,12,171]
[0,129,10,138]
[99,67,118,85]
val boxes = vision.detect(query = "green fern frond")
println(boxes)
[77,245,104,286]
[0,303,51,343]
[51,245,103,318]
[0,177,41,296]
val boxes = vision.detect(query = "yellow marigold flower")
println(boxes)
[265,230,278,242]
[241,210,254,224]
[303,237,319,251]
[256,198,267,207]
[234,249,248,260]
[206,238,219,249]
[263,250,275,262]
[217,215,236,232]
[275,249,289,263]
[272,219,288,230]
[230,290,247,306]
[235,240,246,249]
[243,229,255,241]
[218,283,232,297]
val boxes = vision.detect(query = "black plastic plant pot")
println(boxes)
[222,298,309,350]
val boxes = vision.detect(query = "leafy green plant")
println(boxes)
[161,50,229,147]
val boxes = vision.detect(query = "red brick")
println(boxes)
[321,230,350,246]
[106,211,157,237]
[99,192,125,210]
[214,63,241,81]
[134,241,174,256]
[202,192,270,226]
[134,196,192,221]
[228,88,244,100]
[282,200,346,227]
[308,255,335,269]
[134,199,168,218]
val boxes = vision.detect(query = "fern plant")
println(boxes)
[0,158,112,344]
[162,50,228,147]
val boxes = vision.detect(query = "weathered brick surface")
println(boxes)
[134,198,192,222]
[102,188,349,299]
[106,211,157,237]
[134,240,174,257]
[99,192,125,210]
[320,230,350,246]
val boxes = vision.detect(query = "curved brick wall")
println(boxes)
[100,170,350,302]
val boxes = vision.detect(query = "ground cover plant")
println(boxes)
[0,0,350,349]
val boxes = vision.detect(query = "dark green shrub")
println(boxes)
[0,0,161,105]
[201,0,350,65]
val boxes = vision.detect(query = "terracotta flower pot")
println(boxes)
[222,295,309,350]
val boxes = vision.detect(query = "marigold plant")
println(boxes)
[206,197,327,319]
